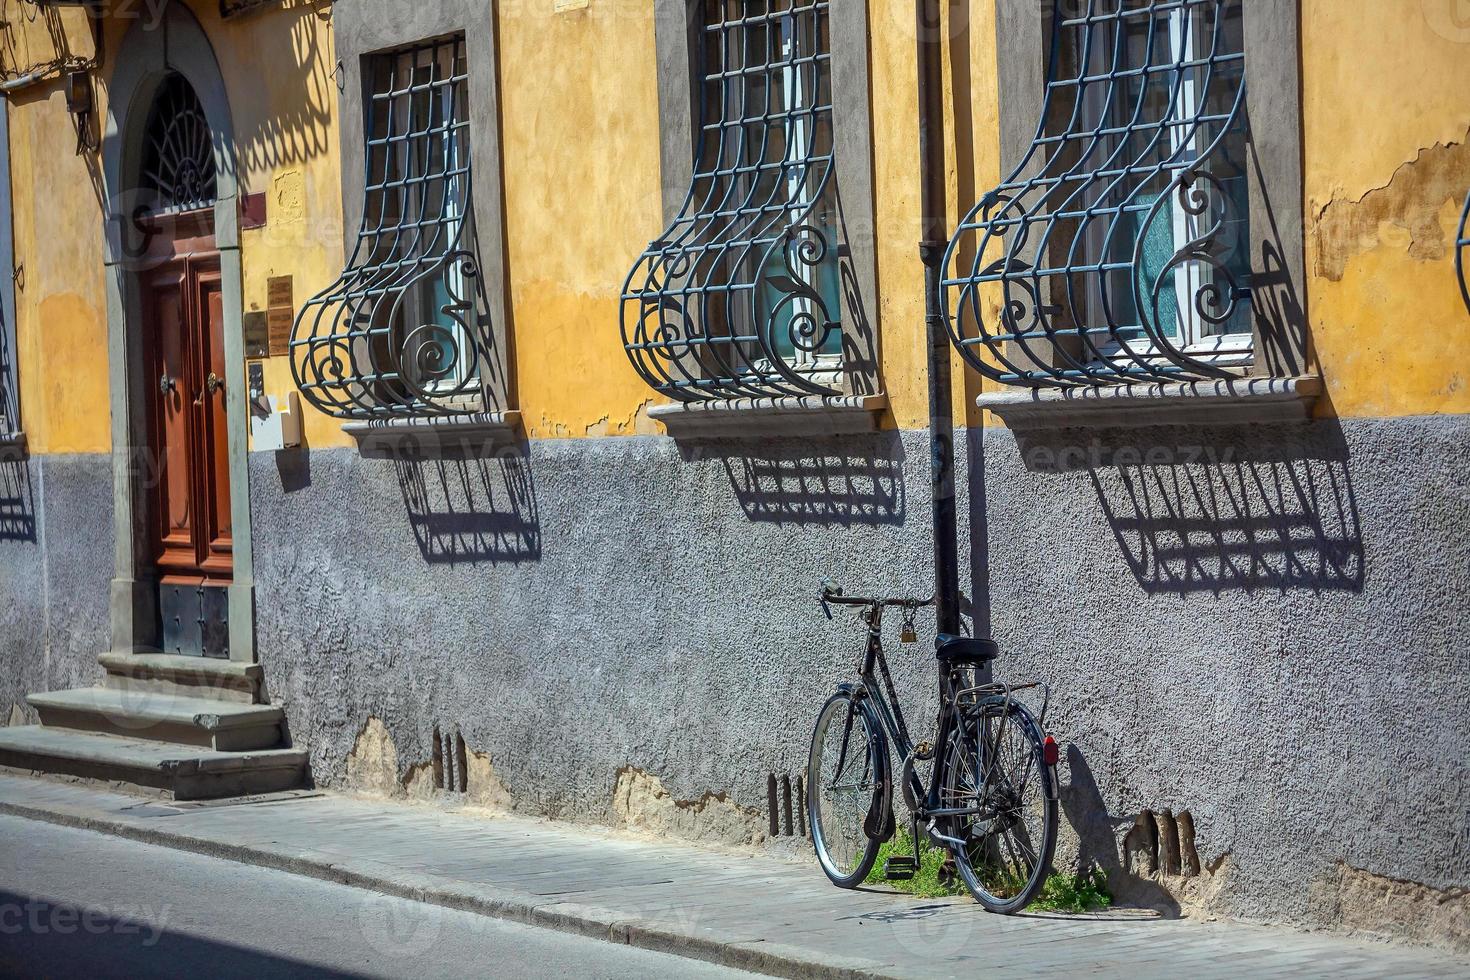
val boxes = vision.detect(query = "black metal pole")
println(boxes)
[916,0,961,637]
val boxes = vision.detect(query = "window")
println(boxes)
[945,0,1254,388]
[292,37,497,419]
[622,0,852,402]
[139,73,218,215]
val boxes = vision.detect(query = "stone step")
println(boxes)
[98,651,263,705]
[0,726,307,801]
[28,688,285,752]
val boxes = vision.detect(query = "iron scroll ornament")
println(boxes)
[621,0,846,402]
[291,242,492,419]
[942,0,1254,388]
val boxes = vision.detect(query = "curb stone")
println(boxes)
[0,795,891,979]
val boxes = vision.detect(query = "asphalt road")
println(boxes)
[0,814,757,979]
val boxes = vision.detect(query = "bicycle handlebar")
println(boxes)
[820,582,935,609]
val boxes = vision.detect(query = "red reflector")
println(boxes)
[1043,736,1060,766]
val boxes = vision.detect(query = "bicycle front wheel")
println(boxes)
[942,698,1058,913]
[807,690,886,888]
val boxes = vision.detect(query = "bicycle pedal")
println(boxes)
[883,856,918,881]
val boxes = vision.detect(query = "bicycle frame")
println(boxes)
[846,601,970,822]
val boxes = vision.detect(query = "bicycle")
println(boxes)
[806,581,1060,913]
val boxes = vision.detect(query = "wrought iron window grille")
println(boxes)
[1457,189,1470,317]
[622,0,859,402]
[139,73,218,216]
[944,0,1254,389]
[292,36,501,420]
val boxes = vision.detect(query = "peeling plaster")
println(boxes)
[344,717,404,799]
[612,767,764,846]
[1313,864,1470,952]
[583,399,658,437]
[464,749,515,811]
[1312,130,1470,282]
[403,760,438,800]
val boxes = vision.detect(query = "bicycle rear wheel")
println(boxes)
[942,698,1058,913]
[807,690,887,888]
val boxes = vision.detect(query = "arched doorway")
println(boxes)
[136,73,233,657]
[102,4,253,663]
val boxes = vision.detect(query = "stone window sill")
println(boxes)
[649,394,888,439]
[977,377,1322,431]
[0,430,27,462]
[342,411,521,460]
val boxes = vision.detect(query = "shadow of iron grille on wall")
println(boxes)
[291,36,502,420]
[0,294,15,445]
[944,0,1255,388]
[621,0,852,402]
[1457,189,1470,317]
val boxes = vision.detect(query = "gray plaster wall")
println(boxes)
[249,414,1470,932]
[977,415,1470,927]
[250,430,952,816]
[0,454,112,716]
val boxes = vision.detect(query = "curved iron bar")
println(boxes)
[622,0,845,402]
[1457,189,1470,317]
[290,37,496,420]
[943,0,1252,388]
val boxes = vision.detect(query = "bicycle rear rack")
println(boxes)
[955,680,1051,729]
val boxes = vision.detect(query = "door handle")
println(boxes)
[160,372,176,395]
[194,372,224,406]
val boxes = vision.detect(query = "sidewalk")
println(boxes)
[1,772,1463,979]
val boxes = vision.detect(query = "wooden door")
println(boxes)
[144,247,232,656]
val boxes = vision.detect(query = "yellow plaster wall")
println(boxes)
[867,1,1003,431]
[496,2,665,438]
[193,1,349,450]
[1301,1,1470,418]
[494,1,1000,437]
[13,0,1470,457]
[9,1,345,456]
[8,81,109,454]
[0,1,96,79]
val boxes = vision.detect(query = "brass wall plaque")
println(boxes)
[243,311,269,358]
[266,275,294,356]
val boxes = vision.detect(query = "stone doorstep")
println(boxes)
[0,728,308,801]
[27,688,284,752]
[98,651,263,706]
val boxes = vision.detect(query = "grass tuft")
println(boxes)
[864,834,1114,914]
[1028,866,1113,913]
[864,832,966,899]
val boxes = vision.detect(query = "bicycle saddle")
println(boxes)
[935,634,1000,665]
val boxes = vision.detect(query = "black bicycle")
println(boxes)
[806,582,1059,913]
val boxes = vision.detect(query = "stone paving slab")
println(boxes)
[1,773,1465,979]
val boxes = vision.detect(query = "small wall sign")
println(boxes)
[266,275,294,356]
[243,311,269,358]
